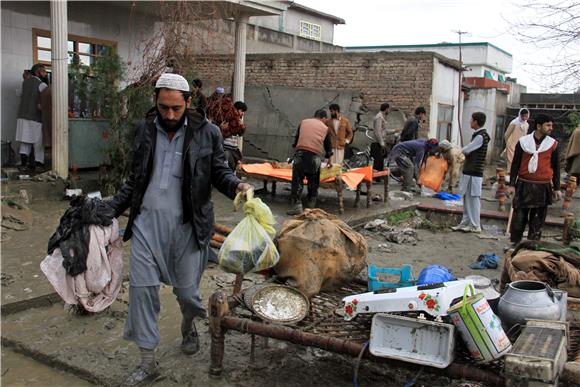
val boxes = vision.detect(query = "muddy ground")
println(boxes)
[1,173,576,387]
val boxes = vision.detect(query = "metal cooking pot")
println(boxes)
[497,280,567,329]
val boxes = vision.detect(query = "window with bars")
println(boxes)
[33,28,116,67]
[299,20,321,41]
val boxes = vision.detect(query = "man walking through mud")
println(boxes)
[108,73,251,385]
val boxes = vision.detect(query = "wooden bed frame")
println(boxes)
[238,169,390,214]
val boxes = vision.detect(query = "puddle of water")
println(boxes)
[1,348,92,386]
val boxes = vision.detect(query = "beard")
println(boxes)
[157,112,186,132]
[331,113,338,119]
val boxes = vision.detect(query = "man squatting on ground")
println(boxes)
[387,138,439,192]
[287,109,333,215]
[326,103,353,165]
[508,113,561,245]
[370,103,398,178]
[452,112,490,233]
[107,74,252,385]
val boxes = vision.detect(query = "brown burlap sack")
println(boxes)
[274,209,367,297]
[500,249,580,298]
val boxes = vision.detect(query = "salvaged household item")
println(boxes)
[369,314,456,368]
[239,164,385,213]
[244,284,309,325]
[218,190,280,274]
[500,240,580,298]
[419,155,448,192]
[504,320,568,386]
[275,209,367,297]
[465,275,500,311]
[416,265,455,285]
[448,284,512,363]
[498,280,567,329]
[367,264,415,291]
[41,218,123,313]
[342,279,473,320]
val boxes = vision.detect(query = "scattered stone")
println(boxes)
[364,219,386,230]
[381,228,418,244]
[104,320,116,330]
[376,243,394,253]
[18,189,30,204]
[1,272,15,286]
[2,204,33,225]
[389,191,414,201]
[23,288,33,293]
[1,218,28,231]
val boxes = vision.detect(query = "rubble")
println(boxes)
[381,228,418,244]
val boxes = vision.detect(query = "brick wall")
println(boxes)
[193,51,436,121]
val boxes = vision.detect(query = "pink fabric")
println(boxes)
[41,219,123,312]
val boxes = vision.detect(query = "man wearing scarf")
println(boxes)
[503,108,529,172]
[508,113,561,245]
[108,74,252,385]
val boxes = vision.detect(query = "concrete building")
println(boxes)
[348,42,522,162]
[1,1,344,173]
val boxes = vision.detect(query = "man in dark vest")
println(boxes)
[16,64,48,171]
[287,109,332,215]
[508,113,561,245]
[451,112,490,233]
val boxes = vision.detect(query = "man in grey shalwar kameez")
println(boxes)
[108,74,251,385]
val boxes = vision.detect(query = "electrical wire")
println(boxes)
[352,341,369,387]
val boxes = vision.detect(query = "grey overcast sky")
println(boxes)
[298,0,577,93]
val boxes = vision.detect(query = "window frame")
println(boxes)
[299,20,322,41]
[436,104,454,142]
[32,28,117,67]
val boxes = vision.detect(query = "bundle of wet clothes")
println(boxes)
[47,195,115,276]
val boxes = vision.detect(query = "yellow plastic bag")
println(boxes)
[219,190,280,274]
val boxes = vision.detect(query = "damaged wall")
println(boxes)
[194,51,435,117]
[193,51,464,159]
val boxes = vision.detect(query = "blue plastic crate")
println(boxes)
[368,264,416,291]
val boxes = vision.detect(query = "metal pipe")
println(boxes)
[220,316,505,385]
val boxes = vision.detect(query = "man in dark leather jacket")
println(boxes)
[108,73,251,385]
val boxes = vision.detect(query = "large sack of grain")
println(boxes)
[274,209,367,297]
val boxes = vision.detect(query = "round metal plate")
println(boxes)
[244,284,309,325]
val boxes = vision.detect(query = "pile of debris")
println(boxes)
[363,218,418,245]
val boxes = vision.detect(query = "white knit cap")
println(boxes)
[439,139,452,151]
[155,73,190,92]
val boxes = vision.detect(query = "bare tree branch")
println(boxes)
[508,0,580,91]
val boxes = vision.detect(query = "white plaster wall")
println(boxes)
[283,8,335,43]
[429,59,462,145]
[1,1,156,142]
[462,88,497,162]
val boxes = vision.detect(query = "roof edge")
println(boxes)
[346,42,512,58]
[289,2,345,24]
